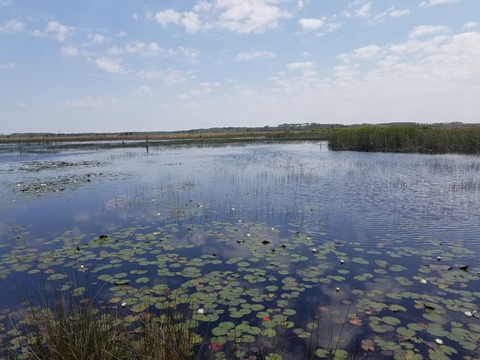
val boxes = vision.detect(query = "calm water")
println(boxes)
[1,141,480,358]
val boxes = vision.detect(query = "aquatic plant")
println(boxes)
[328,125,480,153]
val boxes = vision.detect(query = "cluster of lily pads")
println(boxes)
[1,195,479,359]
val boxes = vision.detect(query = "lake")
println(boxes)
[1,140,479,359]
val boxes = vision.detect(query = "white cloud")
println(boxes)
[297,1,305,10]
[352,44,382,61]
[0,0,11,7]
[88,34,110,44]
[108,42,163,57]
[193,1,212,12]
[420,0,458,9]
[342,1,372,19]
[95,57,125,73]
[355,2,372,18]
[61,46,79,57]
[337,44,382,63]
[463,22,478,30]
[216,0,292,33]
[390,9,410,17]
[155,9,181,27]
[137,68,192,85]
[153,0,291,34]
[287,61,316,76]
[34,20,73,41]
[177,46,199,62]
[0,19,25,33]
[299,17,326,31]
[181,11,202,33]
[235,50,276,61]
[409,25,450,38]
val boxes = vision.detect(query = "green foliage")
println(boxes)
[327,126,480,153]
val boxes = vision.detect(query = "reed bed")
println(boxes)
[327,126,480,153]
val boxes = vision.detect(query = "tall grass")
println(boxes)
[4,286,201,360]
[327,126,480,153]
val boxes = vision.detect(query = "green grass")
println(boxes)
[327,125,480,153]
[4,287,202,360]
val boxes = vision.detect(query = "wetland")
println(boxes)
[1,139,480,359]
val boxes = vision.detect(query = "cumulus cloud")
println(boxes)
[235,50,275,61]
[61,46,79,57]
[409,25,450,38]
[95,57,125,73]
[34,20,73,41]
[286,61,316,77]
[299,17,326,30]
[463,22,478,30]
[355,2,372,18]
[137,68,191,85]
[216,0,292,33]
[0,19,25,33]
[108,42,163,57]
[351,44,382,61]
[153,0,292,34]
[342,1,372,19]
[181,11,202,33]
[88,33,110,44]
[420,0,458,9]
[390,9,410,17]
[155,9,181,27]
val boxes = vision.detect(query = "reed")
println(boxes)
[327,125,480,153]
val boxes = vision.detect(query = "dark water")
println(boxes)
[1,141,480,358]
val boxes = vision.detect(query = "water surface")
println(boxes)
[1,141,479,358]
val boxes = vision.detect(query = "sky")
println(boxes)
[1,0,479,134]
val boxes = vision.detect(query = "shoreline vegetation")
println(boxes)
[3,284,348,360]
[1,122,480,154]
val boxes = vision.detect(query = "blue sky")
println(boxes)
[1,0,479,134]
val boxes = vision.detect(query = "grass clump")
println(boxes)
[4,288,201,360]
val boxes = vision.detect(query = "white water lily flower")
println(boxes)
[312,248,316,253]
[121,302,126,308]
[435,339,444,345]
[465,311,473,317]
[420,279,427,284]
[197,308,205,314]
